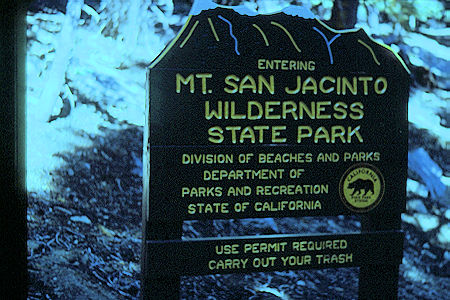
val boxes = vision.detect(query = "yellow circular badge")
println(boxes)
[339,163,385,213]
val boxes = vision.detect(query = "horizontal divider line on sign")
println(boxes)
[148,143,406,148]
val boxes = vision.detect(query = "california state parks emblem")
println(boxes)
[339,163,385,213]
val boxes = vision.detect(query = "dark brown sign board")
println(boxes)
[142,6,409,299]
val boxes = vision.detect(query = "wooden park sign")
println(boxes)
[142,6,409,299]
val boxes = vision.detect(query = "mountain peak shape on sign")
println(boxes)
[150,6,409,75]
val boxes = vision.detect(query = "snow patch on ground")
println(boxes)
[190,0,314,18]
[437,224,450,245]
[26,103,115,193]
[409,89,449,148]
[414,213,439,232]
[404,32,450,61]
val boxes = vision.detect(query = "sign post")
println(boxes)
[142,6,409,299]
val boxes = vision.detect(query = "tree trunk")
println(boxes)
[330,0,358,29]
[37,0,83,122]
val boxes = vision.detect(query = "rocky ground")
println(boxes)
[26,1,448,299]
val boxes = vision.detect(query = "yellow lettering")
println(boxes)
[319,76,335,93]
[258,75,275,94]
[302,77,318,94]
[224,75,239,93]
[331,126,346,143]
[239,75,257,93]
[297,126,313,143]
[342,77,357,95]
[333,102,347,119]
[176,73,194,93]
[195,73,212,94]
[349,102,364,120]
[316,101,331,119]
[375,77,387,94]
[314,126,330,143]
[248,101,263,120]
[282,101,298,120]
[205,101,222,120]
[208,126,224,143]
[285,76,301,94]
[265,101,281,119]
[272,126,286,143]
[358,76,373,95]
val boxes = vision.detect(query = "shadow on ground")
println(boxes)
[28,125,143,299]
